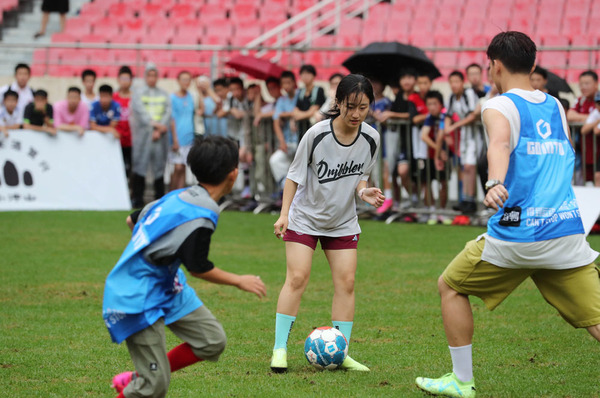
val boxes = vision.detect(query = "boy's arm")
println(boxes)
[178,228,266,298]
[567,108,589,123]
[420,125,436,149]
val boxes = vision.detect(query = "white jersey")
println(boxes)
[287,119,380,237]
[480,88,598,270]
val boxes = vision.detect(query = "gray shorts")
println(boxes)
[123,306,227,398]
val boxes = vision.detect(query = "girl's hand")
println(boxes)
[360,187,385,208]
[236,275,267,298]
[273,215,288,239]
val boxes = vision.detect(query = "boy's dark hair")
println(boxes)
[68,86,82,95]
[15,63,31,74]
[248,83,258,90]
[299,64,317,76]
[532,66,548,80]
[3,89,18,101]
[99,84,113,95]
[280,70,296,82]
[449,70,465,80]
[424,90,444,105]
[177,70,191,79]
[580,70,599,82]
[399,68,417,79]
[82,69,97,80]
[265,77,280,86]
[118,65,133,77]
[486,31,536,74]
[417,72,432,80]
[187,136,239,185]
[465,63,482,72]
[324,74,374,119]
[213,78,228,88]
[228,77,244,88]
[329,72,344,82]
[34,89,48,99]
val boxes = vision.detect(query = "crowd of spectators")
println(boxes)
[1,61,598,227]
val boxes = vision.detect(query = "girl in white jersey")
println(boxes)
[270,74,385,372]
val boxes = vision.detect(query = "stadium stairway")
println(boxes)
[0,0,89,76]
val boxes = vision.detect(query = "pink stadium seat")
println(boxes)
[64,18,92,36]
[536,16,561,36]
[461,34,489,48]
[410,34,435,49]
[139,3,166,19]
[458,51,485,68]
[569,36,597,69]
[79,34,108,43]
[51,32,77,43]
[433,20,458,36]
[561,16,587,37]
[410,18,434,35]
[199,4,228,19]
[170,3,199,19]
[93,19,121,37]
[434,34,460,47]
[115,49,140,64]
[147,20,177,41]
[509,16,535,35]
[78,2,108,19]
[108,2,136,19]
[566,68,588,82]
[171,34,200,45]
[230,4,258,20]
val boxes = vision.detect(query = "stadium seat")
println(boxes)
[569,36,597,69]
[561,16,587,37]
[169,3,199,19]
[51,32,77,43]
[410,34,435,48]
[458,51,485,68]
[64,18,92,36]
[138,3,167,19]
[93,19,121,37]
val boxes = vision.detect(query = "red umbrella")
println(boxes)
[225,55,285,80]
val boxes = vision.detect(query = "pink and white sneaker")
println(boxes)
[376,198,393,214]
[111,371,134,393]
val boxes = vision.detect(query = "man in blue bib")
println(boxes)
[416,31,600,398]
[103,136,267,398]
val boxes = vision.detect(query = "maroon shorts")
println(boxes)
[282,229,359,250]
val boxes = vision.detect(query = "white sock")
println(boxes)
[384,189,392,199]
[449,344,473,382]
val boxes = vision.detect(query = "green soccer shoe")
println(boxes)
[340,355,370,371]
[416,372,476,397]
[270,348,287,373]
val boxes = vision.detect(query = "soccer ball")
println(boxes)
[304,326,348,370]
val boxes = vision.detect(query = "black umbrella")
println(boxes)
[537,66,573,94]
[342,41,441,85]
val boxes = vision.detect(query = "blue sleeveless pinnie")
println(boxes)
[102,189,219,344]
[487,92,584,243]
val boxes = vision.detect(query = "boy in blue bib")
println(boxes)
[104,136,266,398]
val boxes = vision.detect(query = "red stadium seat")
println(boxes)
[64,18,92,36]
[410,34,435,48]
[199,4,228,19]
[93,19,121,37]
[561,16,587,37]
[569,36,597,69]
[169,3,199,19]
[434,52,458,70]
[458,51,485,68]
[51,32,77,43]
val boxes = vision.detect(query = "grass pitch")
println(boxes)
[1,211,600,397]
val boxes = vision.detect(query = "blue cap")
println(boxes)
[595,91,600,102]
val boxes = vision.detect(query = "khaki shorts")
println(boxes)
[124,306,226,398]
[442,238,600,328]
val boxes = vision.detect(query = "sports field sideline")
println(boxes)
[2,210,600,397]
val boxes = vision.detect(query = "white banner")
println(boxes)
[0,130,131,211]
[573,186,600,236]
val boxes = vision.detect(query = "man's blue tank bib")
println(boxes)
[102,189,219,343]
[487,92,584,242]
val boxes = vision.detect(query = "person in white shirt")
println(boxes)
[270,74,384,373]
[0,90,22,137]
[0,64,34,121]
[80,69,99,110]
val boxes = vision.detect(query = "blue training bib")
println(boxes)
[102,189,219,343]
[487,92,584,242]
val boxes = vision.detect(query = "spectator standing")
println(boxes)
[465,63,491,98]
[220,77,252,197]
[89,84,121,140]
[0,64,34,120]
[315,73,344,123]
[34,0,68,38]
[113,66,134,178]
[375,70,420,208]
[366,77,393,213]
[54,87,89,136]
[0,90,23,137]
[292,64,326,142]
[444,70,480,214]
[211,78,229,137]
[530,66,560,98]
[580,91,600,186]
[421,90,450,224]
[197,76,221,136]
[81,69,99,111]
[269,71,298,191]
[169,71,196,191]
[130,63,171,208]
[567,70,599,185]
[252,77,283,197]
[23,90,55,135]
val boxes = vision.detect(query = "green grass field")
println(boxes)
[1,211,600,398]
